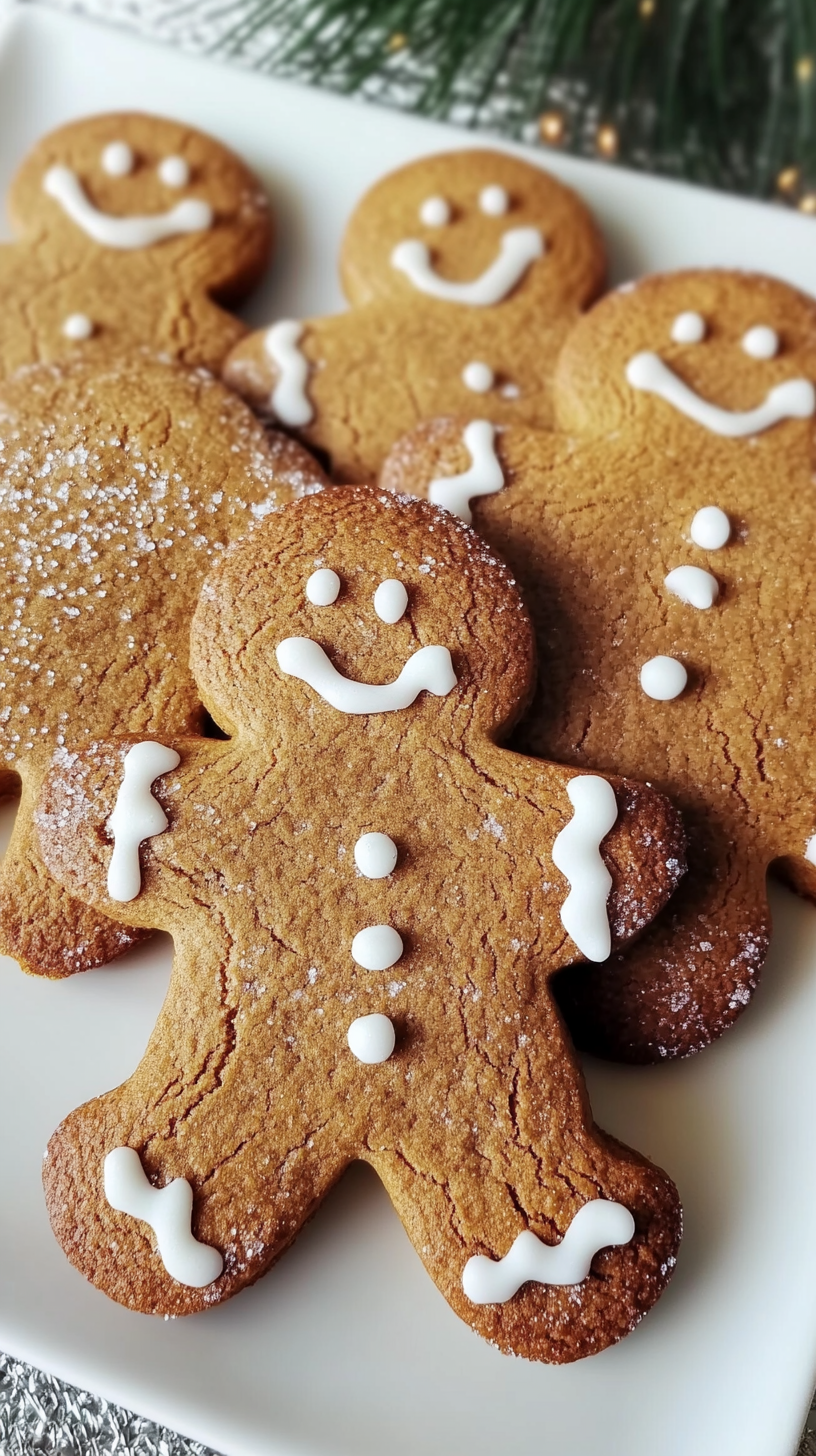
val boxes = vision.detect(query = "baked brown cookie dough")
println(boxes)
[380,267,816,1062]
[0,353,325,978]
[223,149,605,481]
[37,486,683,1361]
[0,112,272,379]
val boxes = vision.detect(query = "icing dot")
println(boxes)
[101,141,134,177]
[306,568,340,606]
[462,361,494,393]
[640,656,688,701]
[351,925,403,971]
[419,196,450,227]
[374,579,408,623]
[158,155,190,188]
[691,506,731,550]
[479,184,509,216]
[347,1013,396,1064]
[742,325,779,360]
[62,313,94,341]
[354,832,398,879]
[671,312,706,344]
[664,565,719,610]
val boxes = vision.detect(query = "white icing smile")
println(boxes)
[43,164,213,250]
[626,351,815,436]
[391,227,544,306]
[276,637,457,714]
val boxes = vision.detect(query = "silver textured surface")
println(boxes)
[2,2,814,1452]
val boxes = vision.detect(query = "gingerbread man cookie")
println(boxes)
[223,149,605,481]
[381,268,816,1062]
[0,352,324,978]
[36,487,684,1362]
[0,112,271,379]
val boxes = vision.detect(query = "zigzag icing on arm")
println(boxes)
[551,775,617,962]
[106,741,180,902]
[428,420,504,524]
[462,1201,635,1303]
[104,1147,223,1288]
[264,320,314,426]
[275,638,456,714]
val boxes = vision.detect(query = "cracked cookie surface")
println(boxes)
[37,486,683,1362]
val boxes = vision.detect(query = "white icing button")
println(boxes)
[462,360,494,393]
[306,568,340,606]
[104,1147,223,1288]
[354,832,398,879]
[351,925,404,971]
[664,565,719,610]
[62,312,94,341]
[690,505,731,550]
[551,776,617,963]
[640,656,688,701]
[742,325,779,360]
[671,311,706,344]
[101,141,134,177]
[462,1202,635,1304]
[347,1013,396,1064]
[479,184,509,216]
[158,155,190,188]
[373,579,408,624]
[419,195,451,227]
[107,741,181,902]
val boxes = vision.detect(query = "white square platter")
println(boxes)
[2,7,816,1455]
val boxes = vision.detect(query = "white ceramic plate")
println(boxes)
[2,7,816,1455]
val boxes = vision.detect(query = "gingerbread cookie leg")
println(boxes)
[375,1049,681,1362]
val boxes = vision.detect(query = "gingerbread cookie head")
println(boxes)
[9,112,270,294]
[193,488,534,745]
[555,269,816,442]
[222,149,605,482]
[340,148,603,314]
[37,486,684,1360]
[0,352,325,978]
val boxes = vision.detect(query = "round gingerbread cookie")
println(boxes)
[380,267,816,1062]
[223,148,605,481]
[0,112,272,380]
[37,485,683,1361]
[0,352,325,977]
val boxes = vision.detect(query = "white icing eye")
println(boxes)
[101,141,134,177]
[374,579,408,623]
[691,506,730,550]
[742,325,779,360]
[462,360,494,393]
[671,312,706,344]
[62,313,94,340]
[419,196,451,227]
[159,155,190,188]
[479,184,509,216]
[306,568,340,606]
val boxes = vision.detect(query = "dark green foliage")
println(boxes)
[167,0,816,198]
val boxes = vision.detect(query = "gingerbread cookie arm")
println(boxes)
[35,737,218,931]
